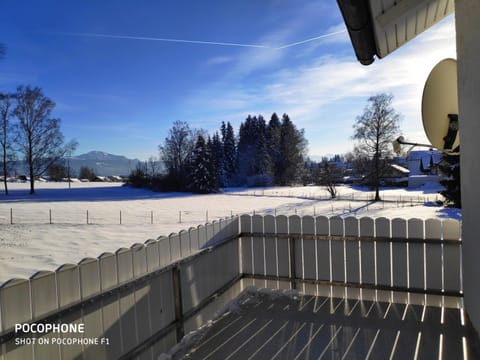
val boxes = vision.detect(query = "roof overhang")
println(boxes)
[337,0,455,65]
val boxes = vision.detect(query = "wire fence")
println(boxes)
[0,194,444,226]
[227,190,442,204]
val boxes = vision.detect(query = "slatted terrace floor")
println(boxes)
[173,288,480,360]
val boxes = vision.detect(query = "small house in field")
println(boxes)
[406,150,443,187]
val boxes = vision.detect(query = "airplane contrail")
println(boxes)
[60,29,346,50]
[275,30,347,49]
[60,32,269,49]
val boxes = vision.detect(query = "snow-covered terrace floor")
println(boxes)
[174,283,480,360]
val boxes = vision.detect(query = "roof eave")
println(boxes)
[337,0,377,66]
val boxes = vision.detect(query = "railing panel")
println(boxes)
[79,258,101,299]
[376,241,391,287]
[132,244,147,278]
[444,243,462,293]
[116,248,134,285]
[359,217,374,237]
[252,215,265,276]
[189,227,200,252]
[408,219,425,290]
[376,217,390,238]
[361,241,375,285]
[240,214,252,234]
[276,216,290,277]
[241,235,253,275]
[331,238,345,283]
[0,279,32,333]
[289,215,301,235]
[345,217,359,237]
[408,218,424,239]
[345,240,360,284]
[264,215,277,277]
[100,295,123,360]
[316,216,329,236]
[443,219,461,241]
[425,219,442,240]
[149,270,175,335]
[3,339,34,359]
[158,236,171,267]
[145,239,160,272]
[392,218,407,239]
[376,218,391,287]
[35,333,60,360]
[134,282,152,343]
[392,241,408,288]
[330,216,344,236]
[205,222,214,246]
[82,301,105,359]
[426,241,443,291]
[197,224,207,249]
[57,309,82,359]
[118,287,138,353]
[56,264,81,309]
[302,216,316,280]
[180,230,190,257]
[30,271,58,319]
[169,233,181,262]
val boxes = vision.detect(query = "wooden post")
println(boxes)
[86,210,89,224]
[49,209,52,224]
[10,208,13,224]
[120,210,122,225]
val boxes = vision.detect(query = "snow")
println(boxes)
[0,181,459,284]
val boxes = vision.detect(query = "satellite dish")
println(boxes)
[421,58,459,154]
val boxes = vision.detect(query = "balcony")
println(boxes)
[1,215,479,359]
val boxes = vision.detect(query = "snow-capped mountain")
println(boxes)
[69,151,140,176]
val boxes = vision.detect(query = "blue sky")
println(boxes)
[0,1,456,160]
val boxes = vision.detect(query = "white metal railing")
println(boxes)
[0,214,462,359]
[239,215,462,296]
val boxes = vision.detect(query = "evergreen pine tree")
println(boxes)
[209,132,225,188]
[189,135,217,193]
[222,121,236,185]
[267,113,282,184]
[278,114,307,185]
[439,153,461,208]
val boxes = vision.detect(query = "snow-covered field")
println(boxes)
[0,181,460,283]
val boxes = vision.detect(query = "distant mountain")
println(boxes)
[69,151,141,176]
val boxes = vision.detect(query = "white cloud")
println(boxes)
[182,13,456,157]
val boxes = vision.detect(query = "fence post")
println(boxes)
[49,209,52,224]
[289,235,297,290]
[86,210,89,225]
[151,210,153,224]
[120,210,122,225]
[206,210,208,223]
[10,208,13,224]
[172,265,184,341]
[179,211,182,224]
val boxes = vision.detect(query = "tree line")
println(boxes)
[0,86,77,194]
[129,113,308,193]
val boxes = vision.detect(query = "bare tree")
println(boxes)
[147,155,161,177]
[159,121,200,190]
[352,93,401,201]
[13,86,77,194]
[0,93,15,195]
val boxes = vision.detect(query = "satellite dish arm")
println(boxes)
[395,136,431,148]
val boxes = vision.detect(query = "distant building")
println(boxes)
[406,150,443,187]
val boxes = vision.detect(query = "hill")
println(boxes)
[69,151,140,176]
